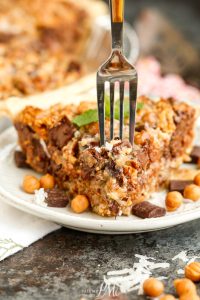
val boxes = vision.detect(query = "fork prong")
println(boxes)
[119,81,124,140]
[129,79,138,145]
[110,82,115,140]
[97,78,105,146]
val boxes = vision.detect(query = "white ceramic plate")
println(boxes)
[0,124,200,234]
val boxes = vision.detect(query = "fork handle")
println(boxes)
[110,0,124,51]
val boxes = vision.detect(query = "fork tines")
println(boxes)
[97,74,137,146]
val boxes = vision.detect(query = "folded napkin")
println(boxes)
[0,196,60,261]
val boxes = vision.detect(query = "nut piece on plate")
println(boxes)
[40,174,55,189]
[23,175,40,194]
[14,151,30,169]
[165,191,183,211]
[45,189,69,207]
[160,295,176,300]
[179,292,200,300]
[143,278,164,297]
[174,278,196,296]
[71,195,89,213]
[132,201,166,219]
[183,184,200,201]
[194,173,200,187]
[185,262,200,282]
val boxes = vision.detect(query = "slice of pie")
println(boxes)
[14,96,196,216]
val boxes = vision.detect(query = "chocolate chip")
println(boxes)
[109,202,120,215]
[14,151,30,168]
[106,160,124,186]
[169,180,193,194]
[0,32,15,43]
[45,188,69,207]
[132,201,166,219]
[67,61,81,72]
[48,117,75,149]
[48,160,62,176]
[190,146,200,164]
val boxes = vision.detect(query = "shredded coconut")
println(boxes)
[172,251,200,264]
[105,142,113,151]
[98,251,200,298]
[177,269,184,275]
[97,254,169,297]
[40,139,50,158]
[172,251,189,262]
[94,146,101,153]
[34,188,48,207]
[74,131,81,138]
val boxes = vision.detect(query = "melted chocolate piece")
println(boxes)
[14,151,29,168]
[45,189,69,207]
[0,32,15,43]
[169,180,193,194]
[48,117,75,149]
[106,160,124,186]
[190,146,200,164]
[132,201,166,219]
[67,61,81,72]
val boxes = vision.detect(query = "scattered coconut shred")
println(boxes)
[97,251,200,298]
[34,188,48,207]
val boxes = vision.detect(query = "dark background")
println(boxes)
[104,0,200,86]
[105,0,200,51]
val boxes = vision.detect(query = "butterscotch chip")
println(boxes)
[45,188,69,207]
[174,278,196,296]
[143,278,164,297]
[132,201,166,218]
[183,184,200,201]
[71,195,89,214]
[40,174,55,189]
[185,262,200,282]
[23,175,40,194]
[179,292,199,300]
[165,191,183,212]
[194,173,200,187]
[160,295,176,300]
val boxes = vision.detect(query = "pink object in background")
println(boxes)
[136,57,200,103]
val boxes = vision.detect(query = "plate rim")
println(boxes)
[1,126,200,234]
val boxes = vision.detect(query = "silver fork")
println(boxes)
[97,0,138,146]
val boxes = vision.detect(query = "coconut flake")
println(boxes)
[40,139,50,158]
[105,142,113,151]
[172,251,189,262]
[177,269,184,275]
[97,254,170,298]
[34,188,48,207]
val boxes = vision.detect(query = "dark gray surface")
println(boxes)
[1,220,200,300]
